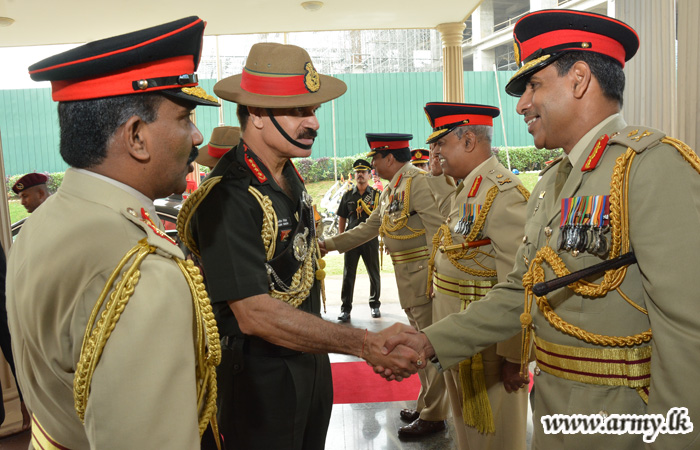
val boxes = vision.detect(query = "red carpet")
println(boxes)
[331,361,420,404]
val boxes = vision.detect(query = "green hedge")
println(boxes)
[295,147,563,182]
[493,146,563,172]
[6,172,64,198]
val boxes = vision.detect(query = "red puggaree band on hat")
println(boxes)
[369,140,410,151]
[433,113,495,128]
[518,29,627,67]
[240,69,309,96]
[207,143,231,159]
[49,55,196,102]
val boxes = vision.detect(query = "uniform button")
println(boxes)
[126,207,138,217]
[418,265,423,270]
[534,366,541,376]
[544,226,552,237]
[522,236,528,244]
[446,217,451,223]
[599,410,609,419]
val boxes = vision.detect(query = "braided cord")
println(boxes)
[175,258,221,442]
[379,178,426,240]
[74,240,156,422]
[177,176,223,258]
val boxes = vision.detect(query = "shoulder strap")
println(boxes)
[610,126,666,153]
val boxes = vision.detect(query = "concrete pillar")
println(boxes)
[436,22,466,102]
[472,0,495,71]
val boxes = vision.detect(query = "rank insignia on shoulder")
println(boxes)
[140,208,177,246]
[468,175,482,198]
[582,134,609,171]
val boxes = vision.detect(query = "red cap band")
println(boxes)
[519,29,626,66]
[240,69,309,96]
[50,55,196,101]
[369,140,410,151]
[433,114,494,128]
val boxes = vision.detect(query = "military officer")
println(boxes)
[196,125,241,169]
[321,133,450,439]
[383,9,700,449]
[411,148,431,172]
[12,172,50,213]
[425,102,530,450]
[178,43,419,450]
[336,158,382,322]
[6,17,221,449]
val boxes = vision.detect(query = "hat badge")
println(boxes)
[16,183,24,191]
[304,62,321,93]
[415,151,422,159]
[513,41,521,66]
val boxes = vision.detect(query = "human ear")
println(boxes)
[248,106,265,130]
[123,116,150,162]
[571,61,592,99]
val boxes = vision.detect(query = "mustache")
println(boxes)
[187,146,199,165]
[297,128,318,140]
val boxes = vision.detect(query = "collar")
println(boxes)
[455,155,496,196]
[388,163,412,190]
[567,113,622,167]
[352,184,372,196]
[73,168,157,220]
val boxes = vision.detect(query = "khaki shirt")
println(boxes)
[424,115,700,449]
[433,156,528,361]
[7,169,200,449]
[325,163,444,308]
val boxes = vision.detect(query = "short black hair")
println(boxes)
[553,51,625,107]
[58,93,164,168]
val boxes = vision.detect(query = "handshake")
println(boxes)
[361,323,436,381]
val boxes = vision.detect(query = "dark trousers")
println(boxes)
[340,237,381,312]
[217,339,333,450]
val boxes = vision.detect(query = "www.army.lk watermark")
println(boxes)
[541,407,693,443]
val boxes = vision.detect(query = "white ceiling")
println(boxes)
[0,0,482,48]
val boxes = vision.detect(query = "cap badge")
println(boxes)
[181,86,218,103]
[304,62,321,93]
[514,41,521,66]
[415,151,422,159]
[15,183,24,190]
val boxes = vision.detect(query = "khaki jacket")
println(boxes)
[7,169,201,449]
[326,163,444,308]
[424,115,700,449]
[432,156,528,361]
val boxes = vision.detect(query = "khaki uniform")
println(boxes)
[426,173,456,217]
[430,156,528,450]
[424,115,700,449]
[325,162,449,421]
[7,169,202,449]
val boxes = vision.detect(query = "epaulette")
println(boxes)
[539,155,565,176]
[404,166,424,178]
[609,126,666,153]
[121,207,184,258]
[484,167,520,192]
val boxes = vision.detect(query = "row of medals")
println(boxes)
[558,224,609,257]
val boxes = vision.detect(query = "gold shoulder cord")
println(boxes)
[519,137,700,377]
[177,176,223,259]
[379,177,425,242]
[426,185,502,294]
[74,239,221,448]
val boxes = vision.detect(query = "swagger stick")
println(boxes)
[532,252,637,297]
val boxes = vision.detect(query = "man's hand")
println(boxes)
[318,239,328,256]
[363,324,421,381]
[371,328,436,380]
[501,360,528,393]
